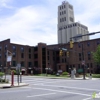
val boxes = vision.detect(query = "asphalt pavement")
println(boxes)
[0,75,100,100]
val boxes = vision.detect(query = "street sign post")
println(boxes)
[16,63,21,86]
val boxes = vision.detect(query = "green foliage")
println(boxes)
[92,45,100,65]
[11,70,17,75]
[0,79,9,83]
[92,74,100,78]
[62,72,68,75]
[0,72,4,78]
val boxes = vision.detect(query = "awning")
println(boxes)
[21,69,26,71]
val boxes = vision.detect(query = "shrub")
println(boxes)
[0,72,4,78]
[62,72,69,75]
[0,79,9,83]
[11,70,17,75]
[92,74,100,78]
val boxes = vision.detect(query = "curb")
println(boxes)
[0,83,29,89]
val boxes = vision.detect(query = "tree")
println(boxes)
[92,45,100,65]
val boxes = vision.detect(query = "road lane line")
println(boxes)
[27,92,56,98]
[32,87,91,96]
[34,84,100,92]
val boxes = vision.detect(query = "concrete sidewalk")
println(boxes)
[0,83,29,89]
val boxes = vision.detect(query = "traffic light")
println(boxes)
[59,50,63,56]
[67,51,69,57]
[70,40,74,48]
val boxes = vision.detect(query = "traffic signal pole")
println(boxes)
[81,44,85,79]
[70,31,100,80]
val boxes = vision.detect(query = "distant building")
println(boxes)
[58,1,89,44]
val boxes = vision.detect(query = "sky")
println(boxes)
[0,0,100,46]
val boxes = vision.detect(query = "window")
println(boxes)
[0,54,1,59]
[60,12,61,15]
[47,51,49,55]
[70,17,73,22]
[0,46,2,51]
[5,52,6,58]
[34,54,38,59]
[90,63,92,68]
[29,54,31,59]
[48,56,49,60]
[78,43,81,48]
[59,66,61,69]
[62,18,64,22]
[12,61,16,67]
[28,62,32,67]
[64,17,66,21]
[64,10,66,14]
[53,57,55,61]
[69,5,73,9]
[60,18,62,22]
[87,42,90,46]
[34,47,38,51]
[21,61,24,67]
[21,53,24,58]
[87,63,89,68]
[78,64,80,68]
[13,52,16,58]
[97,41,100,45]
[29,48,31,53]
[75,23,77,26]
[62,6,63,9]
[65,58,66,62]
[5,45,7,50]
[62,11,63,15]
[79,53,81,61]
[12,46,16,51]
[87,52,91,60]
[62,58,64,63]
[60,6,61,10]
[64,5,66,8]
[21,47,24,52]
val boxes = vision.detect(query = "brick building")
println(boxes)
[0,38,100,74]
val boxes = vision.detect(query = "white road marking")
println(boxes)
[34,84,100,92]
[83,97,92,100]
[27,92,56,98]
[24,79,76,84]
[32,87,91,96]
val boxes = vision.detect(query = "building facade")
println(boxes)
[58,1,89,44]
[0,38,100,74]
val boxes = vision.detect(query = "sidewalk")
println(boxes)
[0,82,29,89]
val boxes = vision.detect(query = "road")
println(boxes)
[0,75,100,100]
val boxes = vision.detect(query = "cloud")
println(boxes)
[70,0,100,39]
[0,0,100,46]
[0,5,57,46]
[0,0,13,8]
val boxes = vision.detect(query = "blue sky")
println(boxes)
[0,0,100,46]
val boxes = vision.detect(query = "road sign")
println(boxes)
[16,63,21,70]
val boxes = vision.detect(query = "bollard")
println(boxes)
[11,71,14,86]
